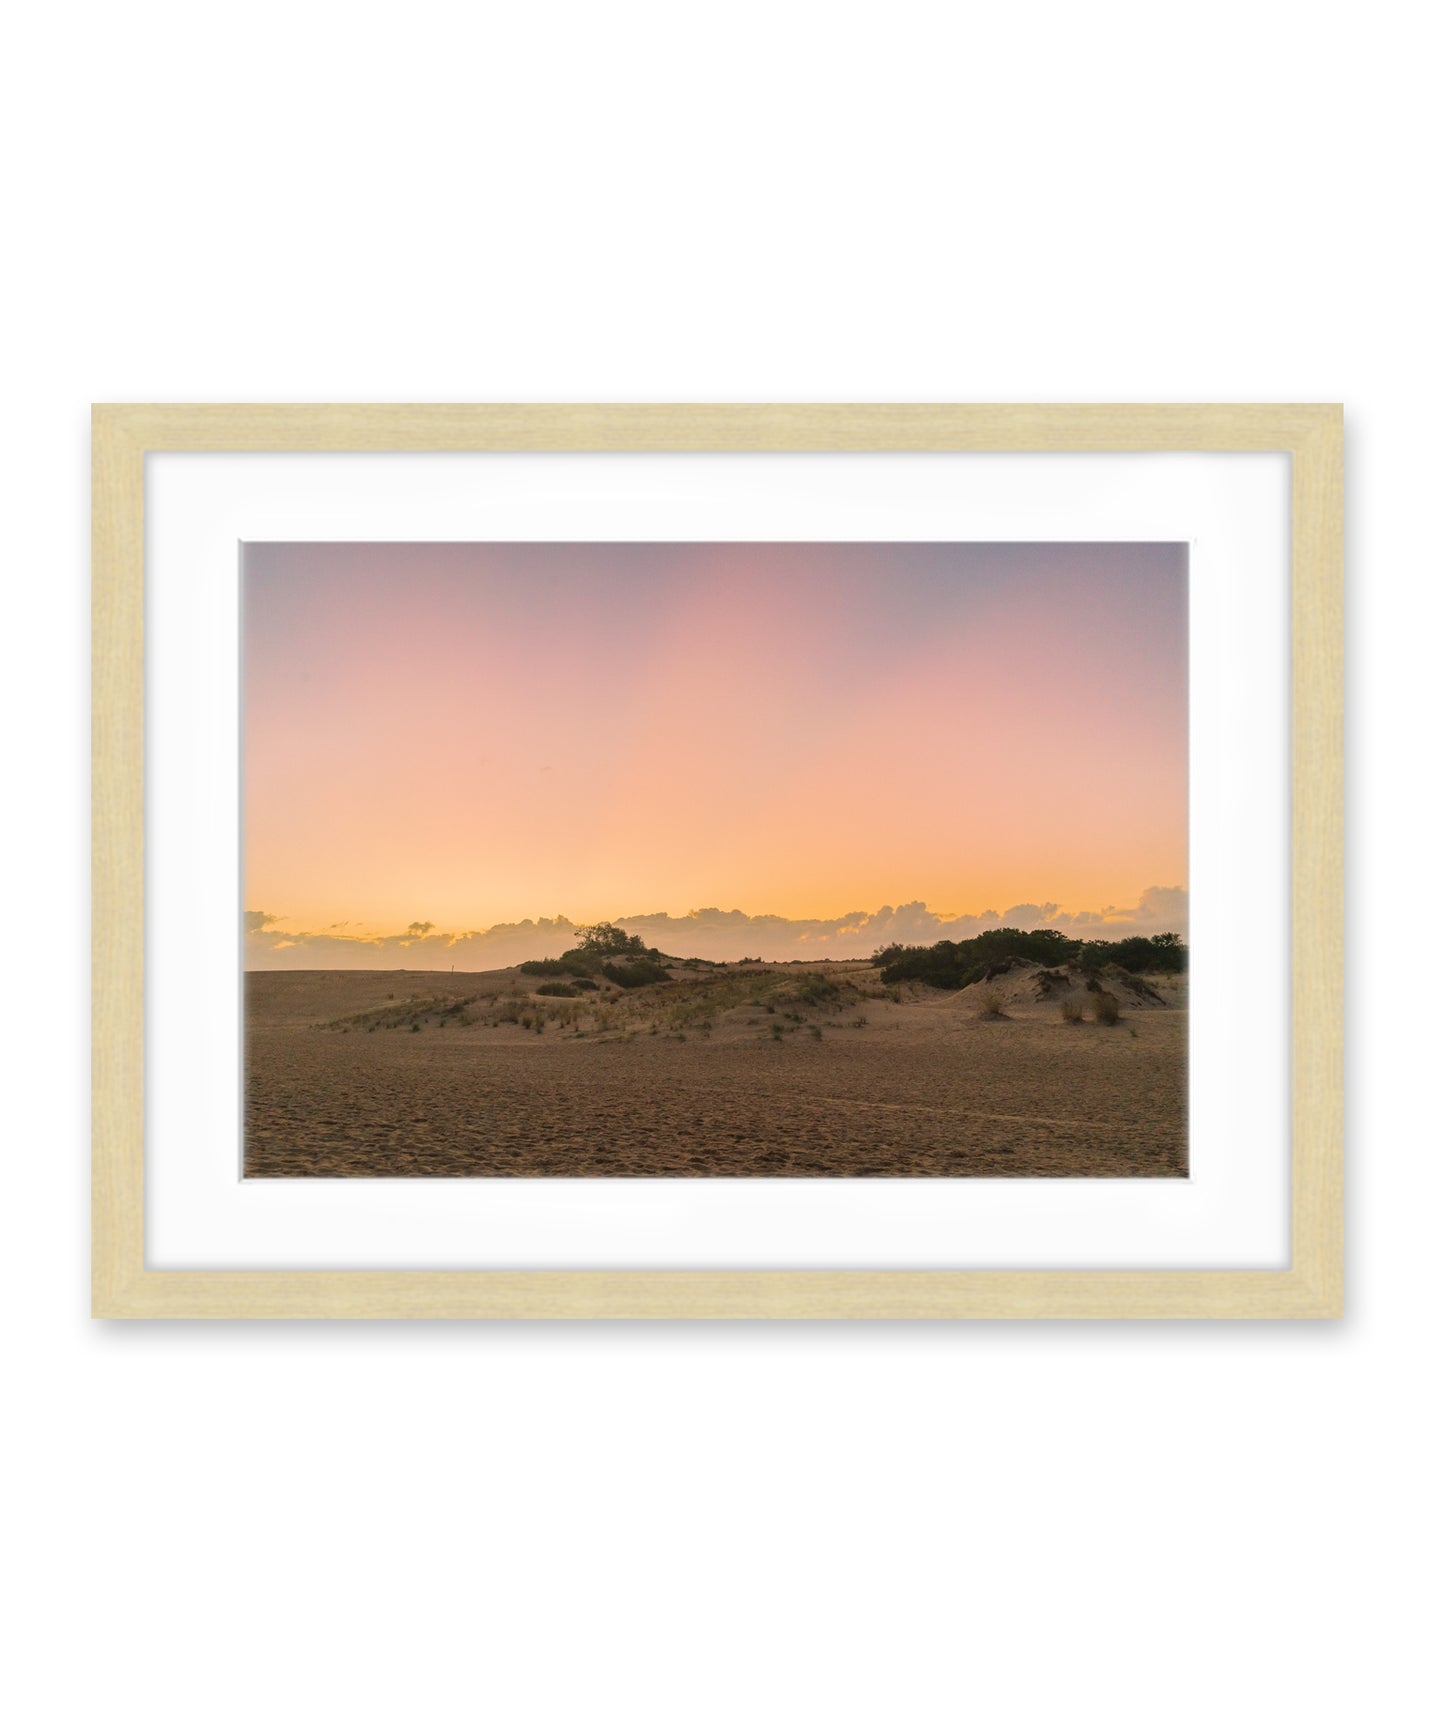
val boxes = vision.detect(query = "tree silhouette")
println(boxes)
[572,922,644,957]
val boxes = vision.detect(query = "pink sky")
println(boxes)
[243,542,1187,958]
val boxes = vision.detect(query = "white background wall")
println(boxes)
[2,5,1436,1730]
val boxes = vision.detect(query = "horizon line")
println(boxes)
[244,889,1188,970]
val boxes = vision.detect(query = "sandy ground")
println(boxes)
[245,961,1187,1177]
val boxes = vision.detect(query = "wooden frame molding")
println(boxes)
[92,403,1343,1319]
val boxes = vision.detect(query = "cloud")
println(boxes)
[1000,902,1062,930]
[245,891,1187,970]
[244,910,281,932]
[1060,885,1188,939]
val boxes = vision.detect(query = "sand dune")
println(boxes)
[245,958,1186,1178]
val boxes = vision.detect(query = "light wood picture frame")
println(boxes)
[92,403,1342,1319]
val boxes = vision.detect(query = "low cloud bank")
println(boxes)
[244,888,1186,970]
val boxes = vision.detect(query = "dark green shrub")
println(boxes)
[881,927,1187,989]
[601,959,671,989]
[535,982,579,998]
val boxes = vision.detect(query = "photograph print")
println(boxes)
[243,541,1188,1178]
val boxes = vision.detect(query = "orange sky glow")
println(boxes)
[243,542,1187,962]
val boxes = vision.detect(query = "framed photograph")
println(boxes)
[93,404,1342,1318]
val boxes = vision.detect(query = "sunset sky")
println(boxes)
[243,542,1187,964]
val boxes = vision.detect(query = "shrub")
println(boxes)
[881,927,1188,988]
[1147,933,1187,973]
[602,958,671,989]
[1079,934,1187,974]
[978,987,1006,1017]
[1061,997,1086,1023]
[535,981,580,998]
[519,957,572,977]
[569,976,597,989]
[1091,991,1122,1026]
